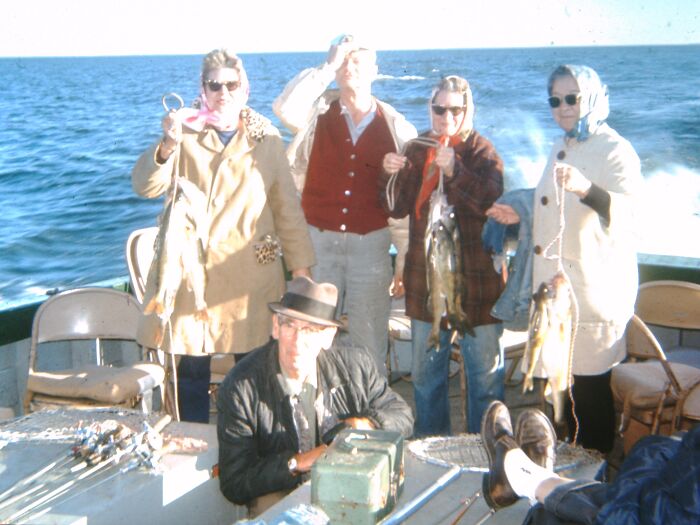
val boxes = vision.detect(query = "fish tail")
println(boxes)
[194,308,209,322]
[550,388,566,425]
[143,298,164,315]
[152,324,165,348]
[427,322,441,351]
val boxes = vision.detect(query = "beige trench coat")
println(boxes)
[532,124,643,375]
[131,110,315,355]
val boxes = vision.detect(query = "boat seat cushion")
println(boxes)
[28,363,165,404]
[683,384,700,421]
[611,361,700,411]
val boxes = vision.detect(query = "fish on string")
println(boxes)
[522,166,579,429]
[142,176,210,348]
[522,271,575,424]
[423,147,474,351]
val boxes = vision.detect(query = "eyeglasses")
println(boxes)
[278,316,327,337]
[204,79,241,92]
[431,105,466,117]
[548,94,581,108]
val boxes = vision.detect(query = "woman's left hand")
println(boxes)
[554,162,592,198]
[434,144,455,178]
[291,268,311,278]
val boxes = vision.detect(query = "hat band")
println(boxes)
[280,293,336,322]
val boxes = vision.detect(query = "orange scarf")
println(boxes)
[415,134,463,219]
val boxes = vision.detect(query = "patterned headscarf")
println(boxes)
[548,65,609,142]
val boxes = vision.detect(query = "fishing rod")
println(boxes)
[0,415,171,523]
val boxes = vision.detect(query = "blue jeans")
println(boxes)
[411,320,504,435]
[309,226,393,375]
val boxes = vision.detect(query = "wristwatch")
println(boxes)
[287,456,298,475]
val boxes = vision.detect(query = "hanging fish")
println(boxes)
[522,272,574,424]
[424,189,474,350]
[143,177,210,347]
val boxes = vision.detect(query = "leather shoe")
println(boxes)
[481,401,519,509]
[514,409,556,471]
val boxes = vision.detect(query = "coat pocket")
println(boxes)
[253,233,283,265]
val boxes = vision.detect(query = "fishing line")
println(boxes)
[541,166,581,444]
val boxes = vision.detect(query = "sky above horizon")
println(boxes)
[1,0,698,57]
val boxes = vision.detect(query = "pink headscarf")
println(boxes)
[178,93,241,132]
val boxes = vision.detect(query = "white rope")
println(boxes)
[540,167,581,443]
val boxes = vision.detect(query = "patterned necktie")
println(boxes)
[291,383,316,454]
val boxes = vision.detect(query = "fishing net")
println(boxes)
[408,433,603,473]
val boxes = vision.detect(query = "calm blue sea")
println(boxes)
[1,45,699,306]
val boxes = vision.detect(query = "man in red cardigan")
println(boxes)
[273,35,417,374]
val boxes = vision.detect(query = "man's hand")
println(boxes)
[293,444,328,474]
[390,274,405,298]
[326,35,355,71]
[383,152,408,175]
[343,417,375,430]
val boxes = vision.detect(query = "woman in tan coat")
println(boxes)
[132,49,315,422]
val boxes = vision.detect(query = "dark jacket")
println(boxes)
[216,339,414,505]
[380,130,504,327]
[524,425,700,525]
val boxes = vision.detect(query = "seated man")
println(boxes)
[217,276,414,517]
[481,401,700,525]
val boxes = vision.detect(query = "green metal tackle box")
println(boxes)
[311,428,404,524]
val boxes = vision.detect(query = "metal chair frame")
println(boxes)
[24,287,164,414]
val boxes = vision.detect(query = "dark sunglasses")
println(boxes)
[548,94,581,108]
[204,79,241,92]
[431,105,465,116]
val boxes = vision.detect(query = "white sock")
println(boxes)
[503,449,558,504]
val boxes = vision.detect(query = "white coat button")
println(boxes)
[342,208,348,214]
[350,154,356,160]
[344,190,351,196]
[348,171,355,177]
[340,224,347,231]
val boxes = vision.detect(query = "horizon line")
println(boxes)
[1,41,698,60]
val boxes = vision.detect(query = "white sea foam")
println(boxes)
[637,165,700,258]
[376,73,425,81]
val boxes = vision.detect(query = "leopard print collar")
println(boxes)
[241,107,275,142]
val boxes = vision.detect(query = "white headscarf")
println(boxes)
[548,65,609,142]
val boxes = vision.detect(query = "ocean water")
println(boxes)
[0,45,699,305]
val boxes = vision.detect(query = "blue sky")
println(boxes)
[1,0,698,57]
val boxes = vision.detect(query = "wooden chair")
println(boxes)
[24,288,165,414]
[611,314,700,453]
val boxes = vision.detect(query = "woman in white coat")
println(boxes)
[487,65,643,453]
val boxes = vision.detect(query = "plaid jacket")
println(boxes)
[380,130,504,327]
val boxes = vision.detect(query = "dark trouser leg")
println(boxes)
[523,481,608,525]
[177,354,212,423]
[565,371,616,454]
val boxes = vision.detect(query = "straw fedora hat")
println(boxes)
[268,276,342,327]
